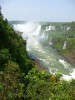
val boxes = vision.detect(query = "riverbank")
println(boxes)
[58,51,75,66]
[33,59,48,71]
[62,54,75,66]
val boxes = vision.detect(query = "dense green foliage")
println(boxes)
[0,8,75,100]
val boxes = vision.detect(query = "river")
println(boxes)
[13,22,75,81]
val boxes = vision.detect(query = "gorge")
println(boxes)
[13,21,75,81]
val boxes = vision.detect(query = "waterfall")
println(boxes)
[51,26,55,30]
[13,22,41,37]
[48,26,51,30]
[49,37,52,45]
[46,26,51,31]
[41,33,45,39]
[40,32,48,40]
[13,22,41,50]
[46,26,49,31]
[63,41,67,49]
[13,22,75,81]
[67,27,70,30]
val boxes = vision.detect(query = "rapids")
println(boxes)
[13,22,75,81]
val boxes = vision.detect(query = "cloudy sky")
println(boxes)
[0,0,75,22]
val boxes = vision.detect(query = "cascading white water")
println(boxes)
[40,32,48,40]
[13,22,41,37]
[63,41,67,49]
[13,22,75,81]
[40,32,46,39]
[13,22,41,50]
[46,26,51,31]
[49,37,52,45]
[46,26,55,31]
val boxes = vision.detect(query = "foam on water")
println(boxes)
[62,69,75,81]
[13,22,41,37]
[59,59,69,69]
[13,22,75,81]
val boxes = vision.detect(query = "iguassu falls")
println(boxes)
[13,22,75,81]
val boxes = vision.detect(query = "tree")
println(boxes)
[0,49,11,70]
[0,61,25,99]
[0,6,1,16]
[25,81,52,100]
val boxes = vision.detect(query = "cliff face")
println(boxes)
[62,51,75,65]
[40,22,75,65]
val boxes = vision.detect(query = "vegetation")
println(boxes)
[40,21,75,65]
[52,22,75,65]
[0,7,75,100]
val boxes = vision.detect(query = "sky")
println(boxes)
[0,0,75,22]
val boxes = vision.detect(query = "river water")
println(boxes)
[13,22,75,80]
